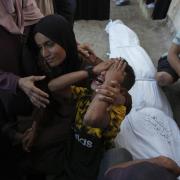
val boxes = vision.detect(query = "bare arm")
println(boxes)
[84,93,110,128]
[84,61,126,128]
[48,61,113,97]
[167,43,180,76]
[48,70,89,97]
[106,156,180,176]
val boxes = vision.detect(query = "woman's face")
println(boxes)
[35,32,66,68]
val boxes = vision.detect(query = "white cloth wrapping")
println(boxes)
[118,107,180,166]
[105,20,180,166]
[105,20,172,116]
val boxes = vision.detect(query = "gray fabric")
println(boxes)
[98,148,132,180]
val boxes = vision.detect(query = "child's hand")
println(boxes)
[96,81,126,105]
[104,60,126,85]
[93,61,114,75]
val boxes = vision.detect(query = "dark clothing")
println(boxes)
[157,56,179,82]
[65,127,104,180]
[104,162,177,180]
[146,0,155,4]
[53,0,77,25]
[21,15,81,175]
[57,86,126,180]
[98,148,133,180]
[0,24,40,179]
[0,100,24,180]
[75,0,110,20]
[0,25,39,116]
[152,0,172,20]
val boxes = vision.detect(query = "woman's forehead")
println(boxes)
[35,32,51,44]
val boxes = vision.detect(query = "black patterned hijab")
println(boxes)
[34,14,81,79]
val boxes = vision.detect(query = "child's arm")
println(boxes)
[84,60,127,128]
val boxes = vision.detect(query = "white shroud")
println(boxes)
[105,20,180,166]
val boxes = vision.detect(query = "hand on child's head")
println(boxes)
[93,60,114,75]
[78,43,94,57]
[105,60,127,84]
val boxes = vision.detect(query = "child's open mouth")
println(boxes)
[95,76,104,85]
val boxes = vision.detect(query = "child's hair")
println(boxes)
[122,61,135,90]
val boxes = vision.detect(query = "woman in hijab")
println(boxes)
[19,14,132,179]
[20,14,83,177]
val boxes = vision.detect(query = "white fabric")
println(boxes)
[105,20,180,166]
[118,107,180,166]
[105,20,172,116]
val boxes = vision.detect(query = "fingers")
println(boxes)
[32,86,49,98]
[78,43,95,58]
[96,83,120,105]
[96,82,125,105]
[22,126,37,152]
[32,75,46,81]
[96,84,119,96]
[19,75,50,108]
[109,80,121,88]
[98,94,114,104]
[30,86,50,108]
[79,49,90,58]
[30,94,49,108]
[118,60,127,71]
[83,44,95,55]
[23,128,32,138]
[104,61,114,70]
[22,129,33,152]
[96,88,115,98]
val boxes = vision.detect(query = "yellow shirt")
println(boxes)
[71,86,126,148]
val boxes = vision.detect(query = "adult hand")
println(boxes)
[77,43,102,65]
[22,121,37,152]
[104,60,127,85]
[18,76,49,108]
[93,61,114,75]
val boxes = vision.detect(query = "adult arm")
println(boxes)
[106,156,180,177]
[48,61,113,96]
[167,43,180,76]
